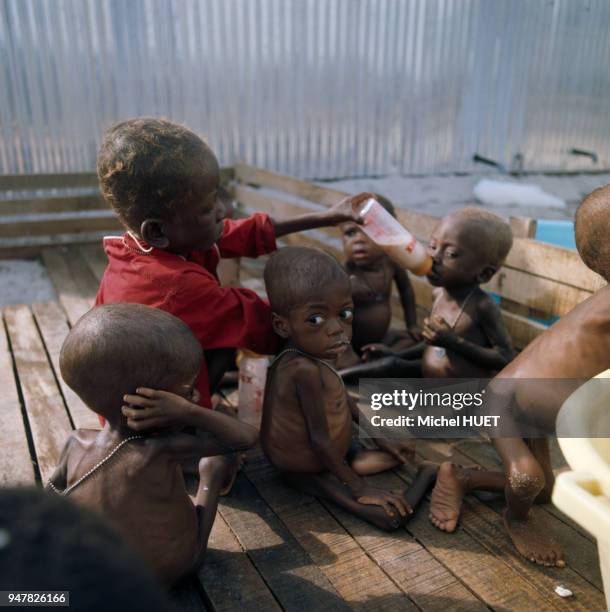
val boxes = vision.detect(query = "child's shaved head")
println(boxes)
[448,207,513,266]
[60,304,202,419]
[264,247,349,315]
[97,118,217,231]
[575,185,610,279]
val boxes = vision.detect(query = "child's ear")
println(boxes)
[477,265,498,284]
[271,313,291,338]
[140,219,170,249]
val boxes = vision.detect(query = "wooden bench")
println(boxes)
[0,167,607,609]
[232,163,606,351]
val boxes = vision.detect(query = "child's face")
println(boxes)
[341,222,385,266]
[160,164,226,254]
[278,281,354,360]
[426,217,490,288]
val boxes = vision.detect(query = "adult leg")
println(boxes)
[494,437,564,567]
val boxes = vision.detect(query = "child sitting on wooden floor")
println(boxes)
[341,207,516,381]
[47,303,258,585]
[261,247,436,531]
[429,185,610,567]
[337,194,420,370]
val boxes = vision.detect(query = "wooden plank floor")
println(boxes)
[0,243,606,611]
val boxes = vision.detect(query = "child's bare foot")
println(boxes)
[503,508,565,567]
[219,452,247,496]
[429,462,469,532]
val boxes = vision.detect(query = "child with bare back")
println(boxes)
[336,194,420,370]
[340,207,516,381]
[428,186,610,568]
[47,303,258,585]
[260,247,436,531]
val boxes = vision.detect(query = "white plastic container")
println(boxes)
[355,198,433,276]
[553,368,610,609]
[237,350,269,429]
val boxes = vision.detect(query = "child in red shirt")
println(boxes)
[95,118,371,410]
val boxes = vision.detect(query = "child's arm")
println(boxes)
[361,340,426,361]
[272,193,373,237]
[422,298,515,370]
[294,361,408,514]
[122,389,258,457]
[392,265,419,336]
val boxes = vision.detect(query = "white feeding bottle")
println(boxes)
[354,198,432,276]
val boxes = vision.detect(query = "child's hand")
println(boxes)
[327,192,375,225]
[374,438,415,464]
[122,388,194,431]
[361,342,394,361]
[422,315,459,348]
[355,486,412,518]
[407,326,423,342]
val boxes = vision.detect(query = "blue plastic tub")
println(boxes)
[535,219,576,250]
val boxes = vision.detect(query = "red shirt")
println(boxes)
[95,213,279,408]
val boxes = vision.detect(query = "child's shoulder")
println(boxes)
[272,350,338,388]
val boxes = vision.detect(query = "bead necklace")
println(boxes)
[270,348,345,388]
[433,288,476,359]
[48,435,144,496]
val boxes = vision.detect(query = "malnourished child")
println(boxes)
[337,194,420,370]
[260,247,436,531]
[48,303,258,584]
[429,186,610,567]
[95,117,371,409]
[341,207,516,380]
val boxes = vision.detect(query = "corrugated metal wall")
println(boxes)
[1,0,609,178]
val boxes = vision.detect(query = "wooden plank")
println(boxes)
[0,316,36,485]
[235,163,348,207]
[506,237,606,293]
[0,231,115,260]
[236,185,340,242]
[0,195,107,216]
[236,164,604,292]
[217,474,350,611]
[32,302,100,430]
[0,167,233,191]
[484,267,591,317]
[42,247,97,325]
[0,211,122,238]
[199,511,281,612]
[414,440,604,591]
[0,172,98,191]
[4,305,73,483]
[364,470,558,611]
[509,216,537,239]
[78,243,108,282]
[319,498,488,611]
[244,449,418,610]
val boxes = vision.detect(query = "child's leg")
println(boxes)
[494,437,564,567]
[428,463,505,533]
[340,357,421,383]
[191,455,233,570]
[284,471,402,531]
[350,448,403,475]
